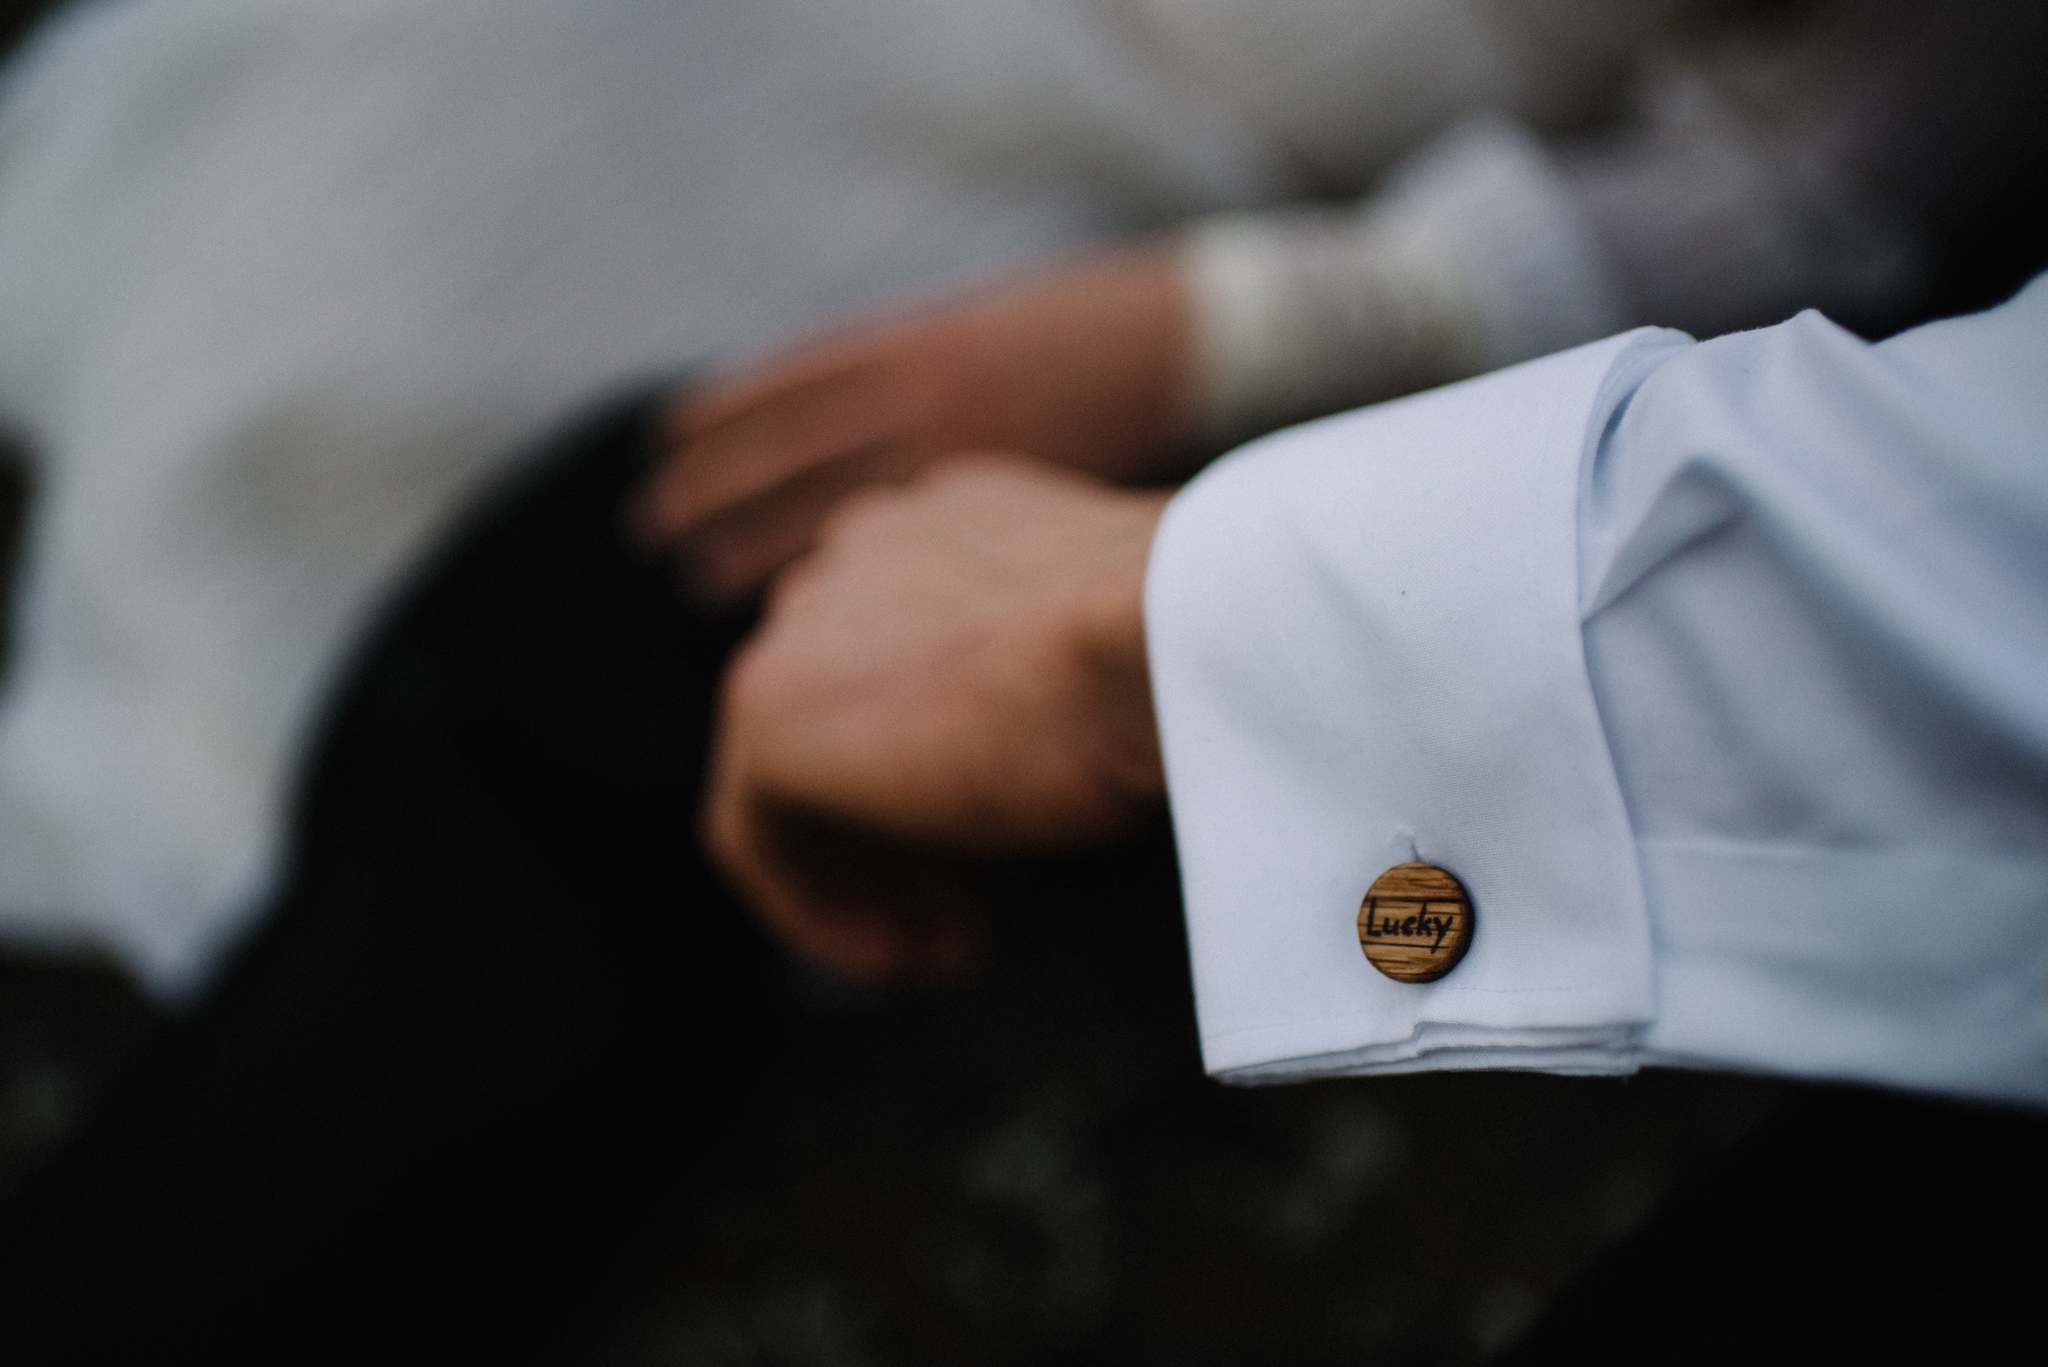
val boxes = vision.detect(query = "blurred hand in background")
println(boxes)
[637,246,1194,605]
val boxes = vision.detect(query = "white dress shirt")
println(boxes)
[1146,274,2048,1106]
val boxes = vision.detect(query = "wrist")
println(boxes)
[1065,489,1172,805]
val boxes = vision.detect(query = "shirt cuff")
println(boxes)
[1180,116,1627,448]
[1145,328,1688,1083]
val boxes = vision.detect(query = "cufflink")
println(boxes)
[1358,863,1473,983]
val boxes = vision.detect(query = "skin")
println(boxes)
[637,245,1196,978]
[702,455,1171,984]
[637,245,1198,604]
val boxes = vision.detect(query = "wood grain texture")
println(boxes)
[1357,863,1473,984]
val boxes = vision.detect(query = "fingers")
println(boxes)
[640,351,916,538]
[635,319,969,601]
[668,435,935,604]
[637,245,1200,608]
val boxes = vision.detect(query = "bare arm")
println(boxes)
[702,454,1167,983]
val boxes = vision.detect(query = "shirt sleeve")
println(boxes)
[1179,116,1626,447]
[1176,0,2048,449]
[1145,274,2048,1106]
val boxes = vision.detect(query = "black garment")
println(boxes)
[0,389,1205,1364]
[1499,1084,2048,1364]
[0,387,2036,1365]
[0,387,778,1362]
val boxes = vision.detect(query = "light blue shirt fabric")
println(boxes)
[1147,274,2048,1104]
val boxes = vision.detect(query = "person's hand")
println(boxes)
[705,453,1170,984]
[638,246,1194,604]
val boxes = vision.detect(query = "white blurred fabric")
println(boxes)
[1182,115,1626,443]
[1149,276,2048,1105]
[1180,0,2048,442]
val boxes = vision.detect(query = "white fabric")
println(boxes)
[1179,0,2048,453]
[1559,63,1920,341]
[1148,276,2048,1105]
[1147,331,1674,1082]
[1124,0,1671,188]
[1182,116,1624,442]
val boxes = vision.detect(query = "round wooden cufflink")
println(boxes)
[1358,862,1474,983]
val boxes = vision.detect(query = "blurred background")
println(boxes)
[0,1,2040,1360]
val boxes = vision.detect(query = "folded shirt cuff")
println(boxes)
[1146,329,1687,1082]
